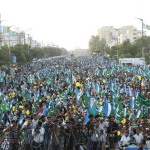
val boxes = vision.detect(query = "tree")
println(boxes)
[108,36,150,64]
[89,35,110,54]
[0,44,68,67]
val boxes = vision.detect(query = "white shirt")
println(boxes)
[133,134,143,144]
[32,127,45,143]
[121,135,130,144]
[32,119,38,128]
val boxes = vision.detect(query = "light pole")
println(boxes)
[27,34,30,54]
[135,18,144,58]
[6,26,14,54]
[107,31,119,60]
[0,14,6,49]
[20,31,25,45]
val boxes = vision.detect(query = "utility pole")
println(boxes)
[0,14,6,49]
[135,18,144,58]
[27,34,30,54]
[6,26,14,54]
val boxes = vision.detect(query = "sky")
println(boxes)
[0,0,150,50]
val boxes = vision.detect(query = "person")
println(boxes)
[49,119,61,150]
[120,131,130,146]
[138,143,144,150]
[63,121,74,150]
[108,115,118,148]
[32,121,45,150]
[32,113,38,128]
[90,121,100,150]
[3,120,19,150]
[146,136,150,149]
[99,117,107,150]
[44,116,51,150]
[133,130,143,145]
[129,136,136,145]
[21,116,32,150]
[85,114,94,150]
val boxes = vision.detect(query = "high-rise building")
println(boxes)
[98,26,146,47]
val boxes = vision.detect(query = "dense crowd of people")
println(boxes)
[0,55,150,150]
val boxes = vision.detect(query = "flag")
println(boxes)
[110,35,116,40]
[0,25,2,32]
[19,114,23,124]
[84,109,89,124]
[90,102,96,116]
[110,81,114,91]
[142,23,146,29]
[12,31,18,36]
[123,85,127,93]
[146,25,150,30]
[104,100,111,116]
[138,94,150,107]
[12,56,16,63]
[128,86,132,96]
[137,76,142,81]
[22,35,25,39]
[130,97,135,108]
[143,105,148,118]
[42,106,47,117]
[9,30,12,35]
[136,109,141,118]
[104,70,111,77]
[98,105,103,112]
[123,108,126,117]
[6,120,9,127]
[3,26,8,33]
[46,78,52,85]
[95,83,100,93]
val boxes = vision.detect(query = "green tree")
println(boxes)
[89,35,110,54]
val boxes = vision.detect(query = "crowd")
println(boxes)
[0,55,150,150]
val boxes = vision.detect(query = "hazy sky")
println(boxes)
[0,0,150,50]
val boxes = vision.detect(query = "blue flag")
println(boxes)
[0,26,2,32]
[12,56,16,63]
[42,106,47,117]
[22,35,25,39]
[9,30,12,35]
[142,23,146,29]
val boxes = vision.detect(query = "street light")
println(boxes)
[135,17,144,58]
[19,31,25,45]
[27,34,30,54]
[107,29,119,59]
[6,25,14,54]
[0,20,6,49]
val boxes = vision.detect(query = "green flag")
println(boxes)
[104,70,111,77]
[90,104,97,116]
[143,105,148,118]
[12,31,18,36]
[3,26,9,33]
[146,25,150,30]
[46,78,52,85]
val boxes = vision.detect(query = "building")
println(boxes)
[1,26,25,47]
[119,58,145,66]
[98,26,146,47]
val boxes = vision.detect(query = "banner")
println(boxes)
[12,56,16,63]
